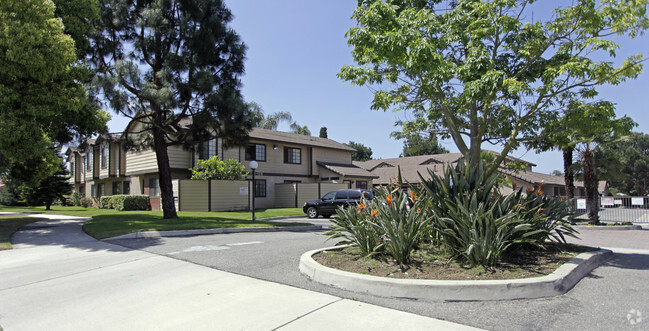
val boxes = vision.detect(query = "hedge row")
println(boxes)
[99,195,150,211]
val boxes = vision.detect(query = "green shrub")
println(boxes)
[369,188,433,265]
[72,193,83,206]
[80,197,93,208]
[326,200,382,257]
[326,187,432,265]
[413,161,577,267]
[99,196,113,209]
[190,157,248,180]
[112,195,149,211]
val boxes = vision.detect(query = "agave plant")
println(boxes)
[325,199,383,257]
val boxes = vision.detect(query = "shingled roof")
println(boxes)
[249,128,355,152]
[317,162,378,179]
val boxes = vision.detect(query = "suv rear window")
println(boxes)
[348,191,361,199]
[334,191,348,200]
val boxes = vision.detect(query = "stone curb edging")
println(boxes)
[299,246,613,302]
[575,225,643,231]
[105,224,322,240]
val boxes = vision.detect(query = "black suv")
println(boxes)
[303,189,373,219]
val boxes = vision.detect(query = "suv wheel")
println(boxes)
[307,207,319,219]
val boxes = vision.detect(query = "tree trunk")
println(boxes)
[45,203,51,210]
[582,147,599,224]
[152,125,178,219]
[563,147,575,199]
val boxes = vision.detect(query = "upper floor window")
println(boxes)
[284,147,301,164]
[101,146,107,169]
[245,144,266,161]
[86,152,92,171]
[69,162,74,177]
[199,139,217,160]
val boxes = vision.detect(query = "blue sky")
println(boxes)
[107,0,649,174]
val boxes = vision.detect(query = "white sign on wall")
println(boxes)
[601,197,614,206]
[240,187,249,195]
[615,199,623,205]
[632,197,644,206]
[577,199,587,210]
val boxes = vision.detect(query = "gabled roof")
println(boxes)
[249,128,355,152]
[500,169,584,187]
[317,162,379,179]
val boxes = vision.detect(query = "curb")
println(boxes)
[575,225,643,231]
[105,224,322,240]
[256,215,305,221]
[299,246,613,302]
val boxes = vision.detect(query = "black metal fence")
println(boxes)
[574,196,649,223]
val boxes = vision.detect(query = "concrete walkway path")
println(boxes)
[0,213,478,331]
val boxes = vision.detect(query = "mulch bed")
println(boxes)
[313,243,596,281]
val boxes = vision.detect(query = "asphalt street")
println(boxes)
[109,217,649,330]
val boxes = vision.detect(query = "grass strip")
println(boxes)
[0,206,307,239]
[0,215,45,250]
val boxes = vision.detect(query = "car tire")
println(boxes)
[307,207,319,219]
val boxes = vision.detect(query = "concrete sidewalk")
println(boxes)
[0,214,478,330]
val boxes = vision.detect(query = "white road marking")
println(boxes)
[226,241,263,246]
[168,241,264,255]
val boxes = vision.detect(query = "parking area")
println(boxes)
[108,221,649,330]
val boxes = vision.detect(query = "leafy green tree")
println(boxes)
[345,141,373,161]
[289,122,311,136]
[0,0,107,183]
[596,132,649,196]
[392,130,448,157]
[339,0,649,176]
[24,162,73,210]
[190,157,248,181]
[248,102,293,130]
[319,127,328,139]
[534,100,635,223]
[90,0,252,219]
[550,170,563,177]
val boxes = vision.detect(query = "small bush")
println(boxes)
[326,187,432,265]
[72,193,83,206]
[112,195,149,211]
[80,197,93,208]
[327,201,382,257]
[99,196,113,209]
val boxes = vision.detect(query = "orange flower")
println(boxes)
[371,210,378,216]
[410,191,418,199]
[386,195,393,204]
[512,181,517,188]
[357,203,365,211]
[535,189,542,195]
[560,197,566,201]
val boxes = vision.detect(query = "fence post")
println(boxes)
[295,183,298,208]
[208,179,212,212]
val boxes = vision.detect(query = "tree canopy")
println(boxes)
[392,130,448,157]
[190,157,247,181]
[339,0,649,175]
[596,132,649,196]
[248,102,293,130]
[346,141,373,161]
[0,0,107,183]
[90,0,252,218]
[289,122,311,136]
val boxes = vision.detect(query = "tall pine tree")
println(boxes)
[90,0,252,218]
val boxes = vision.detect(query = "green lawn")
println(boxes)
[0,206,307,239]
[0,215,46,250]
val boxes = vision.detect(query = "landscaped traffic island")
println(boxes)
[304,162,612,301]
[300,245,612,301]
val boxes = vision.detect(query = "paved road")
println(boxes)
[0,214,475,331]
[109,217,649,330]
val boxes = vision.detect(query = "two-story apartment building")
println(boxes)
[66,134,130,198]
[67,123,376,210]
